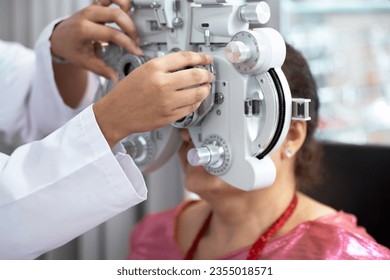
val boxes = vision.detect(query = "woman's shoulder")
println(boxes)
[294,193,382,242]
[315,210,371,237]
[131,200,195,239]
[129,200,198,259]
[266,210,390,260]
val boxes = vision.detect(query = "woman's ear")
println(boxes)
[282,120,307,160]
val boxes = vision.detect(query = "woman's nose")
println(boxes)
[180,129,192,143]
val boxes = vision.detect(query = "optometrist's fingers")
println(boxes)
[166,68,215,91]
[170,101,203,122]
[93,0,131,12]
[153,51,213,72]
[51,24,131,80]
[84,21,142,55]
[79,53,119,82]
[168,83,212,110]
[82,5,139,46]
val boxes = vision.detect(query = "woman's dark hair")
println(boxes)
[282,43,323,190]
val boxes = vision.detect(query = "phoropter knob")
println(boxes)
[187,144,224,168]
[239,2,271,24]
[225,28,286,74]
[225,41,252,64]
[123,135,149,161]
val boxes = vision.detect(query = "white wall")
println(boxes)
[0,0,90,48]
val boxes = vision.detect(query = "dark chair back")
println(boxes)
[304,142,390,248]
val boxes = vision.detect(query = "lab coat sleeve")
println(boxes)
[0,19,98,153]
[29,19,99,139]
[0,40,36,153]
[0,105,147,260]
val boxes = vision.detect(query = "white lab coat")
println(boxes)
[0,21,147,259]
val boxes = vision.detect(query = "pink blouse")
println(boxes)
[128,201,390,260]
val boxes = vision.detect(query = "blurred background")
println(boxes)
[0,0,389,259]
[280,0,390,145]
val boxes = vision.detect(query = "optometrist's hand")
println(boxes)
[50,0,142,82]
[93,51,215,148]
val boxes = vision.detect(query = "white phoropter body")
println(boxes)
[97,0,311,190]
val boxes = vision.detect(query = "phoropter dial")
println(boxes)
[98,52,149,98]
[225,28,286,75]
[121,133,155,169]
[187,134,231,176]
[116,53,148,79]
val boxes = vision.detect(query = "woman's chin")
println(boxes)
[184,168,228,195]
